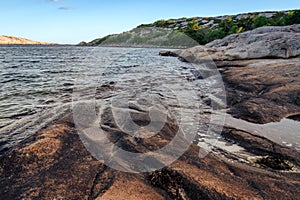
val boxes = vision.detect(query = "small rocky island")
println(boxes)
[1,18,300,200]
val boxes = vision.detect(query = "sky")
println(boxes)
[0,0,300,44]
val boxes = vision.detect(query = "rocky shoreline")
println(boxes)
[160,24,300,123]
[1,108,299,199]
[1,25,300,199]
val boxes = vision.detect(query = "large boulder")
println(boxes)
[161,24,300,62]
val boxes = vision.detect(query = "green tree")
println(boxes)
[284,10,300,25]
[228,25,239,34]
[206,28,225,41]
[253,16,272,28]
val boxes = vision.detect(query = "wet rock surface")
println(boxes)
[222,58,300,123]
[0,104,299,199]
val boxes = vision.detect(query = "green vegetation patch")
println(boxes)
[94,10,300,47]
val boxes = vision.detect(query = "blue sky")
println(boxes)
[0,0,300,44]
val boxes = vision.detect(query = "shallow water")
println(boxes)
[0,46,227,154]
[0,46,300,156]
[224,115,300,150]
[1,46,298,156]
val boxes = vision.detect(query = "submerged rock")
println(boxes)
[158,50,180,57]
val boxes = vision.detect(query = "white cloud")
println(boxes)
[58,6,75,10]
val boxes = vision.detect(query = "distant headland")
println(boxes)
[0,35,53,45]
[79,9,300,48]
